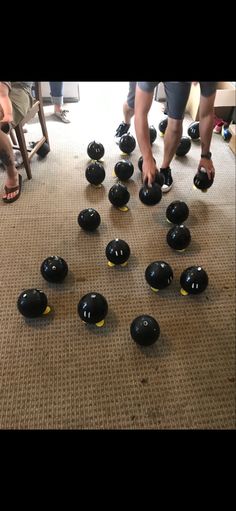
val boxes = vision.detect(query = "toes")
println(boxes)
[3,190,19,200]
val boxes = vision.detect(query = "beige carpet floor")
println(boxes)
[0,82,235,429]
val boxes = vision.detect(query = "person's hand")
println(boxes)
[198,157,215,180]
[142,156,159,187]
[1,113,13,123]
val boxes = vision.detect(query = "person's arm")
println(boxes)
[198,92,216,180]
[0,82,13,123]
[134,85,157,186]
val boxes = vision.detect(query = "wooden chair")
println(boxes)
[10,82,50,180]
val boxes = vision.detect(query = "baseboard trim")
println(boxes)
[43,97,79,105]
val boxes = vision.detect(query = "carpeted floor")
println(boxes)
[0,82,235,429]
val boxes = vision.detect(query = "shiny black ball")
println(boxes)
[108,183,130,208]
[158,117,168,135]
[193,169,214,191]
[87,141,105,160]
[114,160,134,180]
[78,208,101,231]
[175,136,191,156]
[145,261,173,290]
[187,121,200,140]
[85,161,105,186]
[167,224,191,251]
[130,315,160,346]
[78,292,108,325]
[139,183,162,206]
[166,200,189,224]
[106,239,130,265]
[41,256,68,283]
[119,133,136,154]
[180,266,208,295]
[149,125,157,144]
[17,288,48,318]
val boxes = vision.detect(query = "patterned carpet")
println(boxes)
[0,82,235,429]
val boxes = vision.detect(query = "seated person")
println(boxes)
[0,82,13,124]
[0,81,33,203]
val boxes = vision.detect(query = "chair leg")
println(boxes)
[10,129,17,145]
[38,105,50,148]
[33,82,50,149]
[15,124,32,180]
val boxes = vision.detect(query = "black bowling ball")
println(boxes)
[114,160,134,180]
[36,142,50,158]
[193,169,214,191]
[119,133,136,154]
[180,266,208,295]
[78,292,108,327]
[29,141,50,158]
[167,224,191,251]
[158,117,168,135]
[166,200,189,224]
[41,256,68,283]
[222,125,232,141]
[138,157,164,186]
[108,183,130,209]
[87,141,105,160]
[175,136,191,156]
[130,315,160,346]
[138,156,156,172]
[17,288,50,318]
[139,183,162,206]
[85,161,105,186]
[106,239,130,266]
[138,156,144,172]
[187,121,200,140]
[149,125,157,144]
[145,261,173,291]
[78,208,101,231]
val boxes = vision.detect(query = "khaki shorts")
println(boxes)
[9,86,34,127]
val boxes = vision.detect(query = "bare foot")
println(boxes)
[2,172,20,201]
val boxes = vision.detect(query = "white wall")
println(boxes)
[41,82,80,102]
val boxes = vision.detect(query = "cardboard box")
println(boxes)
[154,82,166,101]
[186,82,236,122]
[229,123,236,154]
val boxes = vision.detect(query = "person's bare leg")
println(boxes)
[54,103,61,114]
[123,101,134,125]
[0,129,20,201]
[115,101,134,143]
[161,117,182,168]
[158,117,183,192]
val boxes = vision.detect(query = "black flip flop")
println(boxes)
[2,174,22,203]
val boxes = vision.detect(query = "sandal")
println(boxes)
[2,174,22,203]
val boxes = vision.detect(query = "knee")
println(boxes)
[167,118,183,136]
[124,101,134,114]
